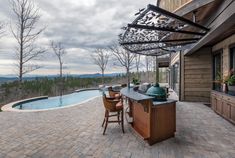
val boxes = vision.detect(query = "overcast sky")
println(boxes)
[0,0,156,76]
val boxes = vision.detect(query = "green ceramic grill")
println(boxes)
[146,83,167,101]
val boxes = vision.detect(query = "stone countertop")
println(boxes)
[153,99,177,106]
[120,88,177,105]
[120,87,153,101]
[211,90,235,97]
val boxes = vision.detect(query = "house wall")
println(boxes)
[212,34,235,77]
[182,47,212,102]
[180,34,235,102]
[157,0,234,102]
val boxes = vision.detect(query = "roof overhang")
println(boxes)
[120,4,209,57]
[173,0,216,16]
[185,0,235,55]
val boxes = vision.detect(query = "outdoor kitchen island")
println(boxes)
[121,87,177,145]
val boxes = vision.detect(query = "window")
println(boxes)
[230,46,235,70]
[171,63,179,94]
[213,51,222,91]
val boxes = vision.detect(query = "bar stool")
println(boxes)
[102,94,124,135]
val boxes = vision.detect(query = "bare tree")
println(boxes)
[151,57,156,72]
[51,41,67,79]
[91,48,110,85]
[51,41,67,96]
[135,54,141,79]
[109,45,135,88]
[0,22,4,38]
[145,56,156,82]
[10,0,46,82]
[145,56,150,81]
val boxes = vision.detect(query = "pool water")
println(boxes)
[14,90,102,110]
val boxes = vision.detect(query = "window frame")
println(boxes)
[212,49,223,91]
[229,43,235,70]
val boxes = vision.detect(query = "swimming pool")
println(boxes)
[13,90,102,110]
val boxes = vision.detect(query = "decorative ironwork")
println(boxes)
[120,4,209,56]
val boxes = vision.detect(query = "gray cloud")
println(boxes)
[0,0,156,75]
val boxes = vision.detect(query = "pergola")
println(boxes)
[120,4,209,57]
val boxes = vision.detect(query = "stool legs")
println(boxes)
[103,111,109,135]
[102,110,124,135]
[117,111,120,125]
[121,109,124,133]
[102,110,107,127]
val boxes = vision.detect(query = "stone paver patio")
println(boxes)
[0,97,235,158]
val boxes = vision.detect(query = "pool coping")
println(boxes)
[1,89,102,112]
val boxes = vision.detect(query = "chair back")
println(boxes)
[108,87,120,98]
[109,90,119,98]
[102,94,117,112]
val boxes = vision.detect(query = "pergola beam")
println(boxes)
[128,24,206,36]
[123,46,170,56]
[147,4,210,31]
[120,38,200,45]
[125,41,196,53]
[148,52,170,57]
[127,46,175,54]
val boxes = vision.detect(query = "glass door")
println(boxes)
[230,46,235,70]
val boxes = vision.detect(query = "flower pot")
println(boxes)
[214,83,222,91]
[228,85,235,92]
[222,83,228,93]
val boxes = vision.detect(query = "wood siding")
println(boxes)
[159,0,192,12]
[183,47,212,102]
[181,34,235,102]
[212,34,235,77]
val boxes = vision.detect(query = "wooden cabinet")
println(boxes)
[222,101,231,119]
[130,99,176,145]
[211,91,235,125]
[216,98,223,114]
[211,94,217,111]
[231,106,235,124]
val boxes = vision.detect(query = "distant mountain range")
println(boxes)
[0,73,123,84]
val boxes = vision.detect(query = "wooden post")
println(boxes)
[156,57,159,83]
[180,50,185,101]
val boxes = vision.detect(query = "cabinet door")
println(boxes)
[231,105,235,124]
[222,101,231,119]
[211,95,217,111]
[216,99,223,115]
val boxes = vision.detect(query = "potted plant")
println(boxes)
[224,69,235,92]
[213,72,223,91]
[132,77,140,85]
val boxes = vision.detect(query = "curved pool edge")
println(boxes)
[1,91,102,112]
[75,88,100,92]
[1,96,48,112]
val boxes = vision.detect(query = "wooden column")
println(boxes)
[156,57,159,83]
[180,50,185,101]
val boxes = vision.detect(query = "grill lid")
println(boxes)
[146,83,167,101]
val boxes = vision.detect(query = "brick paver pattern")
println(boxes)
[0,98,235,158]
